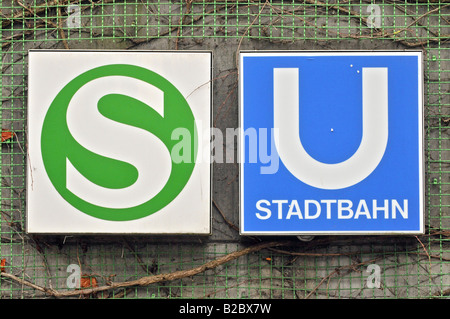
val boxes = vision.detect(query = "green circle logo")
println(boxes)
[41,64,197,221]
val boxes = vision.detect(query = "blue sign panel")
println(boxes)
[239,51,424,235]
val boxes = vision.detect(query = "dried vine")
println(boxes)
[0,240,292,298]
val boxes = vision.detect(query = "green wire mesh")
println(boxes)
[1,0,449,299]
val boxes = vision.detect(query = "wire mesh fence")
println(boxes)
[0,0,449,299]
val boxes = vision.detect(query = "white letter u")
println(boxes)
[273,67,388,190]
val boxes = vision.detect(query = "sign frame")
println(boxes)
[239,50,425,236]
[26,49,213,235]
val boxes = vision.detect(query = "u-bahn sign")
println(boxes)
[27,50,212,234]
[239,51,424,235]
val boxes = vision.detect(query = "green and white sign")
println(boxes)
[27,50,212,234]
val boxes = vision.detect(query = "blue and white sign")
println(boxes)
[239,51,424,235]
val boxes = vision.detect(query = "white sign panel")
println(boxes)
[27,50,212,234]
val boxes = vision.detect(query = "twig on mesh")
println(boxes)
[304,0,371,28]
[213,81,238,127]
[433,287,450,297]
[226,163,239,185]
[56,2,70,50]
[418,253,450,261]
[268,1,449,48]
[127,4,227,49]
[3,2,61,49]
[416,235,432,271]
[0,240,291,298]
[122,239,175,297]
[425,228,450,239]
[235,0,269,71]
[29,236,55,291]
[391,3,441,38]
[122,239,152,275]
[2,0,112,49]
[13,132,25,155]
[0,271,59,296]
[268,247,365,257]
[391,4,449,36]
[200,277,272,299]
[2,0,111,28]
[305,257,381,299]
[212,199,239,232]
[175,0,194,50]
[0,210,25,242]
[186,70,237,101]
[3,0,60,28]
[15,0,58,28]
[0,236,22,243]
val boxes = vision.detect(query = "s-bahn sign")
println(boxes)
[27,50,212,234]
[239,51,424,235]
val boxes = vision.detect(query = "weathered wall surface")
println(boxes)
[1,0,449,299]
